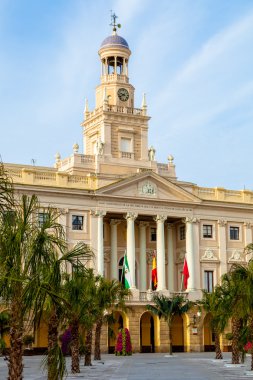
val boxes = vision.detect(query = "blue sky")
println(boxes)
[1,0,253,190]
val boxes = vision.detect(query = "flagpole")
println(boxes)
[120,251,125,284]
[180,273,184,292]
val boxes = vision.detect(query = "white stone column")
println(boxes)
[123,57,126,75]
[139,222,149,291]
[244,222,252,246]
[114,56,117,74]
[91,210,106,276]
[185,217,199,291]
[244,222,253,262]
[154,215,167,291]
[167,223,174,292]
[125,212,138,288]
[110,219,121,280]
[218,219,227,277]
[58,208,68,237]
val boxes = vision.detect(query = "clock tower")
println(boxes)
[82,15,150,164]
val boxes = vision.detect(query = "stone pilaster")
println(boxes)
[218,219,227,277]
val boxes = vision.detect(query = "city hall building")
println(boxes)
[5,22,253,353]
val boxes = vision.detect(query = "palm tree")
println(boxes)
[200,288,228,359]
[0,162,14,212]
[29,240,93,380]
[147,294,192,355]
[220,268,246,364]
[223,259,253,369]
[63,268,97,373]
[0,194,40,380]
[93,277,130,361]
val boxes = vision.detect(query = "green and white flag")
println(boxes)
[123,253,131,289]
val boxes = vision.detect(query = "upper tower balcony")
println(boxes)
[101,73,129,84]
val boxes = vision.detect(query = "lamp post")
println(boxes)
[192,310,202,335]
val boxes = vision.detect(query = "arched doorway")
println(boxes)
[108,311,124,354]
[204,312,215,351]
[140,312,155,353]
[171,315,184,352]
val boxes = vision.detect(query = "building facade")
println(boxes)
[5,24,253,353]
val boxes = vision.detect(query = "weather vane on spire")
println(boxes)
[110,11,121,33]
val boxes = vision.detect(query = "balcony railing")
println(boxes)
[101,74,129,84]
[121,151,133,159]
[108,105,143,115]
[125,290,189,303]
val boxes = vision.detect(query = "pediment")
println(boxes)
[97,172,201,204]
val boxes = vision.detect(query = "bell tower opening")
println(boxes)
[102,56,127,75]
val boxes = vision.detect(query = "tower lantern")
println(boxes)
[81,15,150,162]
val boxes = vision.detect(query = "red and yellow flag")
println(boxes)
[183,258,189,289]
[151,254,157,290]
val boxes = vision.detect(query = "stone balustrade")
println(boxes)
[6,167,97,190]
[193,186,253,203]
[101,73,129,84]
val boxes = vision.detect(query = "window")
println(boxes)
[204,271,213,292]
[120,138,131,152]
[150,227,157,242]
[179,225,185,240]
[2,210,16,224]
[230,226,239,240]
[38,212,49,227]
[203,224,213,238]
[72,215,84,230]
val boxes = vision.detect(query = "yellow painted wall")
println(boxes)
[140,312,151,346]
[204,313,213,346]
[171,315,184,346]
[36,320,48,347]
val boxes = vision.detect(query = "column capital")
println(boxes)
[185,217,199,224]
[90,209,106,217]
[154,214,167,223]
[218,219,227,226]
[139,221,149,228]
[166,223,175,230]
[125,212,138,221]
[59,208,69,214]
[244,222,252,228]
[110,219,121,226]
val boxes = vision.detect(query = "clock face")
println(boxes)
[117,88,129,101]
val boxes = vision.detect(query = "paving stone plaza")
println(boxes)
[1,353,253,380]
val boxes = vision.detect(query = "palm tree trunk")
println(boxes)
[8,297,24,380]
[248,315,253,370]
[84,327,92,366]
[70,320,80,373]
[231,317,240,364]
[94,317,103,360]
[214,328,223,359]
[47,309,59,380]
[168,321,173,355]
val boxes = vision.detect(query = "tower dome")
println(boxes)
[100,34,129,49]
